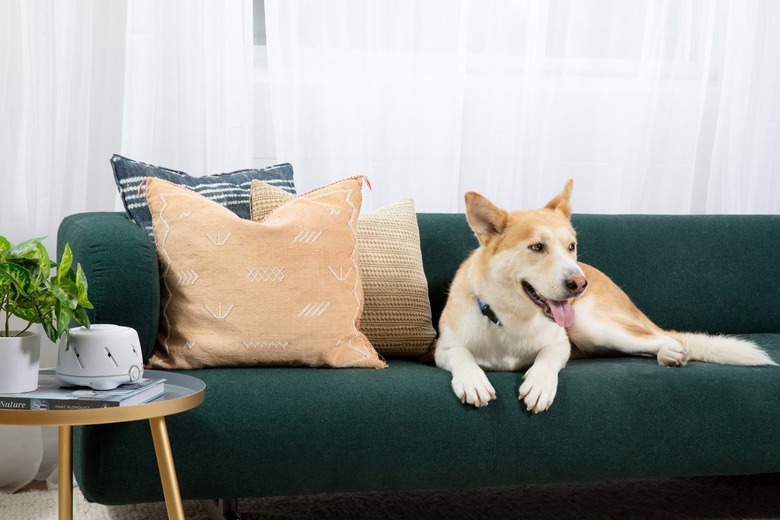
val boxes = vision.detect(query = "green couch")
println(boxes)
[57,211,780,515]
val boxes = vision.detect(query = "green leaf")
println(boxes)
[72,306,90,327]
[42,320,58,344]
[35,242,51,280]
[58,244,73,282]
[56,302,72,338]
[0,262,31,296]
[75,263,90,305]
[10,237,45,259]
[50,280,79,310]
[10,306,38,323]
[1,236,91,342]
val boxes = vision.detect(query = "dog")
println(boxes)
[434,179,776,413]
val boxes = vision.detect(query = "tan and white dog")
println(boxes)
[434,180,776,413]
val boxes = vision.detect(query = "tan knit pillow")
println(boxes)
[145,176,385,369]
[251,180,436,357]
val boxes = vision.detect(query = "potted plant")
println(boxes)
[0,235,92,393]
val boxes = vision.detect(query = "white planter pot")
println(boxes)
[0,331,41,393]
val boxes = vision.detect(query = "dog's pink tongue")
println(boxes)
[549,300,575,328]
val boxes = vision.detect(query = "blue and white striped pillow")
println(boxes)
[111,154,296,238]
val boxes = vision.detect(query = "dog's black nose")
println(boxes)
[565,275,588,295]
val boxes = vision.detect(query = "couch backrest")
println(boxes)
[416,213,478,331]
[417,213,780,335]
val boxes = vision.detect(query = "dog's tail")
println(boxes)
[668,332,776,366]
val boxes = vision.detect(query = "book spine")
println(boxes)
[0,398,120,411]
[48,400,120,410]
[0,397,30,410]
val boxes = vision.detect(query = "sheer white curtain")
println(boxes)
[264,0,780,214]
[0,0,253,493]
[0,1,124,248]
[122,0,254,174]
[0,0,124,493]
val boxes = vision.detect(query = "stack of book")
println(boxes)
[0,371,165,411]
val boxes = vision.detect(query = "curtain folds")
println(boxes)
[122,0,254,174]
[0,0,109,493]
[705,1,780,212]
[0,0,253,493]
[265,0,780,214]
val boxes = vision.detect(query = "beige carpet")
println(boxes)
[2,474,780,519]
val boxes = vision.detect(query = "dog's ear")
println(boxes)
[544,178,574,218]
[465,192,508,244]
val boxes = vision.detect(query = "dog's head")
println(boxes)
[464,179,586,328]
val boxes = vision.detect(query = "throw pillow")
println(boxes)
[145,176,385,369]
[111,154,296,238]
[251,180,437,357]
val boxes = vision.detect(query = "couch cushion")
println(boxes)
[74,334,780,504]
[144,176,385,369]
[111,154,296,238]
[251,181,437,357]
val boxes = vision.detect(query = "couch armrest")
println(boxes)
[57,212,159,360]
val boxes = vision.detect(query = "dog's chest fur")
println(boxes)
[465,296,568,371]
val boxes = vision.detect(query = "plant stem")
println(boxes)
[17,321,32,336]
[3,297,9,337]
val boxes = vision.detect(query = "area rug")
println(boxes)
[2,474,779,520]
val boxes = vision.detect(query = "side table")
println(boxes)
[0,370,205,520]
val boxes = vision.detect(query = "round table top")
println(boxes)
[0,370,205,426]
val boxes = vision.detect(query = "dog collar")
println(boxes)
[474,295,502,327]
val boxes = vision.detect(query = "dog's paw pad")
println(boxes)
[452,367,496,408]
[519,367,558,413]
[657,340,688,367]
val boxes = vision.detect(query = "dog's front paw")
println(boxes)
[451,365,496,408]
[518,365,559,413]
[657,338,688,367]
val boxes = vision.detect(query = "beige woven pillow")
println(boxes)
[251,180,436,357]
[145,176,385,369]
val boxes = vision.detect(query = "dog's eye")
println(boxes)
[569,242,576,252]
[529,243,545,253]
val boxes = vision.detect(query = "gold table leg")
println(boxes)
[58,425,73,520]
[148,416,185,520]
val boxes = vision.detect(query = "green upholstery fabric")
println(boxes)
[416,213,477,327]
[75,343,780,504]
[58,211,780,505]
[571,214,780,334]
[415,213,780,334]
[57,212,160,356]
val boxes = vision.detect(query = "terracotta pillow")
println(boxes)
[251,181,436,357]
[145,176,385,369]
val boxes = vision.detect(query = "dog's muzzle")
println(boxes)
[522,281,576,328]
